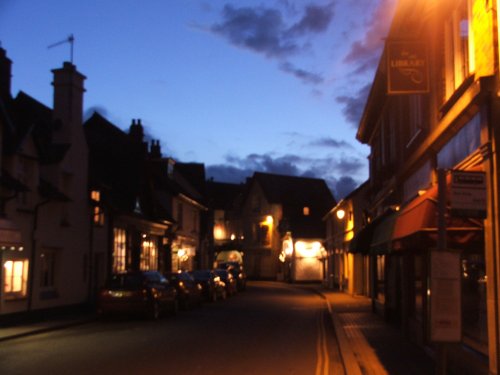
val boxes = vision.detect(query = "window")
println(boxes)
[60,173,72,226]
[4,259,29,300]
[40,249,57,288]
[376,255,385,302]
[462,253,488,354]
[406,95,424,148]
[444,0,472,100]
[140,235,158,271]
[17,157,33,207]
[414,254,424,318]
[113,228,127,273]
[91,190,104,226]
[177,202,183,229]
[192,208,198,233]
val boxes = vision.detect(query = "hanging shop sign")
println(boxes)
[450,171,487,218]
[387,41,429,94]
[429,250,462,342]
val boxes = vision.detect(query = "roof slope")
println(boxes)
[252,172,336,239]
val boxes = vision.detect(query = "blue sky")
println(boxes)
[0,0,396,199]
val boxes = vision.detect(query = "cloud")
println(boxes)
[336,83,371,126]
[206,165,253,184]
[343,0,396,73]
[334,176,359,199]
[210,3,337,87]
[211,5,298,58]
[309,137,354,149]
[279,62,324,84]
[286,3,335,36]
[205,150,367,199]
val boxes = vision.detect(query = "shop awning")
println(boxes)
[348,221,376,254]
[393,191,437,241]
[371,210,399,254]
[392,185,483,250]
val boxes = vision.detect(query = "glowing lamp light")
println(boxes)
[214,225,224,240]
[265,215,273,225]
[336,209,346,220]
[295,241,323,258]
[178,249,187,258]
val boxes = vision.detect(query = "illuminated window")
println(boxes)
[91,190,105,226]
[113,228,127,273]
[40,249,57,288]
[444,0,471,100]
[303,207,310,216]
[4,259,29,300]
[140,235,158,271]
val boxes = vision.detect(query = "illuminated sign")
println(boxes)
[387,41,429,94]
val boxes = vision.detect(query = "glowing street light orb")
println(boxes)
[265,215,273,225]
[336,209,346,220]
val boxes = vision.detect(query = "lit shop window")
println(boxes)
[113,228,127,273]
[4,259,29,300]
[140,235,158,271]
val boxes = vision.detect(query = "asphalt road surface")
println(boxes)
[0,281,344,375]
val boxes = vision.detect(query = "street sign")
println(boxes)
[450,171,487,218]
[430,251,462,343]
[387,41,429,94]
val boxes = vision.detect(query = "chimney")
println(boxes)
[0,47,12,101]
[52,61,86,142]
[150,140,162,159]
[129,118,144,143]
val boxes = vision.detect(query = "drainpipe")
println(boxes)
[87,200,94,305]
[27,199,50,312]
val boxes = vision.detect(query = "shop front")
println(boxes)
[0,217,26,315]
[279,234,326,282]
[111,216,169,275]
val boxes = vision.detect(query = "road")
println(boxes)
[0,281,345,375]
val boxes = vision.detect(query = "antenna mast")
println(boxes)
[48,34,74,63]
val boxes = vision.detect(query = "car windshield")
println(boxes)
[107,274,143,289]
[192,270,211,280]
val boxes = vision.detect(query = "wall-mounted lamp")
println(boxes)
[336,209,346,220]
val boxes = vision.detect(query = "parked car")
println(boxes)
[164,271,203,310]
[97,271,178,320]
[213,268,237,296]
[190,269,227,302]
[219,261,247,291]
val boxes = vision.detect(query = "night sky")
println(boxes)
[0,0,396,199]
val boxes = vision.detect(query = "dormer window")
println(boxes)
[303,207,310,216]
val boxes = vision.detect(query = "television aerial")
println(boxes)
[47,34,74,63]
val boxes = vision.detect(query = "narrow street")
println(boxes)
[0,282,344,375]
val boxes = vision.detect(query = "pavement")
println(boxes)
[0,285,436,375]
[0,310,95,342]
[317,288,436,375]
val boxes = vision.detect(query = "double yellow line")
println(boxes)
[315,309,330,375]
